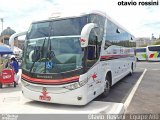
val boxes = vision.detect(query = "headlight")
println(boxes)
[64,78,88,90]
[79,78,88,86]
[64,82,80,90]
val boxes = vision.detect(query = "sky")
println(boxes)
[0,0,160,39]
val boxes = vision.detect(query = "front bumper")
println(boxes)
[21,81,88,105]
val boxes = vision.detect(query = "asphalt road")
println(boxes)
[126,62,160,113]
[95,68,144,103]
[137,61,160,71]
[96,61,160,113]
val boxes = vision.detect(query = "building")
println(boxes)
[0,27,16,45]
[136,37,157,47]
[0,27,24,49]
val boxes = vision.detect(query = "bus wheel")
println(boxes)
[136,58,139,61]
[129,63,133,76]
[101,75,110,97]
[0,83,2,88]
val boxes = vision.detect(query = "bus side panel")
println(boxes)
[147,51,160,61]
[85,61,106,102]
[136,52,147,61]
[147,45,160,61]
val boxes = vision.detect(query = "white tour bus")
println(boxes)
[135,47,147,61]
[146,45,160,61]
[11,11,136,105]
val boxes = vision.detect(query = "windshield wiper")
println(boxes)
[44,37,52,73]
[29,25,64,78]
[29,38,46,73]
[29,29,49,74]
[44,36,56,72]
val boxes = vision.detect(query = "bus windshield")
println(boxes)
[27,16,87,39]
[148,46,160,51]
[22,36,84,73]
[23,16,87,74]
[135,48,146,52]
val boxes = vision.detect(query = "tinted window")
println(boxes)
[88,28,99,60]
[106,20,130,41]
[136,48,146,52]
[88,14,106,40]
[22,37,84,73]
[86,28,101,69]
[148,46,160,51]
[105,20,136,47]
[27,16,87,39]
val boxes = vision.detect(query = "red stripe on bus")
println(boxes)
[22,74,79,85]
[100,54,131,60]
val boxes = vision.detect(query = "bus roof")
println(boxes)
[136,47,146,49]
[147,45,160,48]
[31,10,135,39]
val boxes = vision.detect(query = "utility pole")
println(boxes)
[0,18,4,44]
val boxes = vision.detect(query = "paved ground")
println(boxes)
[136,61,160,70]
[95,69,143,103]
[126,62,160,113]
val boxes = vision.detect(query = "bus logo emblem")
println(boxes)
[80,38,86,43]
[39,87,51,101]
[92,73,97,80]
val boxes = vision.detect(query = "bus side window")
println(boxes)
[88,29,98,60]
[88,45,96,60]
[86,28,99,68]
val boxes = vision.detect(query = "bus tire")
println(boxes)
[136,58,139,61]
[101,75,111,97]
[0,83,2,88]
[129,63,133,76]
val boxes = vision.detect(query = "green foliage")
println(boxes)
[153,40,160,45]
[139,44,148,47]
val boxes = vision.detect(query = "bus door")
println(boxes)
[85,28,102,97]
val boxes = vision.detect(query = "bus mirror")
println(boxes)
[80,23,98,48]
[9,31,27,50]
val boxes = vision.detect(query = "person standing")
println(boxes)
[10,57,19,84]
